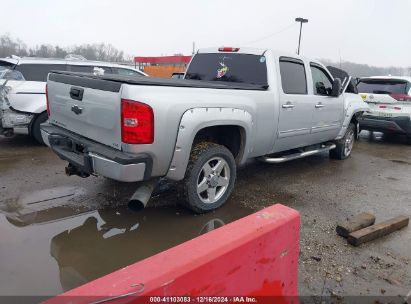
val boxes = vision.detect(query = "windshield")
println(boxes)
[0,60,16,72]
[357,79,409,94]
[185,53,268,87]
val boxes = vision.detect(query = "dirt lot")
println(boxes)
[0,132,410,300]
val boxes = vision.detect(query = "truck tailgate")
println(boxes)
[47,73,122,150]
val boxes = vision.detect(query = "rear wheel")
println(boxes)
[330,123,356,160]
[31,112,48,145]
[182,142,236,213]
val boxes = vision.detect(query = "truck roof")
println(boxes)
[198,47,268,56]
[197,47,321,66]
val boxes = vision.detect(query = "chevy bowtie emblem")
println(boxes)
[71,105,83,115]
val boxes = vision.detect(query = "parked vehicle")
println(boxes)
[171,72,185,79]
[0,56,146,144]
[41,47,368,213]
[357,76,411,141]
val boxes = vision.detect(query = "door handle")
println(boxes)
[282,103,295,109]
[70,87,84,101]
[315,103,325,108]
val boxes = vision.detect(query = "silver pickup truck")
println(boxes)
[41,47,368,213]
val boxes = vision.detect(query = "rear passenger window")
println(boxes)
[100,67,113,74]
[69,65,113,74]
[114,68,143,77]
[15,64,67,82]
[279,58,307,94]
[69,65,94,73]
[310,65,333,96]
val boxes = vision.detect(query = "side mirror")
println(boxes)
[331,78,342,97]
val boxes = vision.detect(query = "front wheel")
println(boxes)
[330,123,356,160]
[182,142,236,213]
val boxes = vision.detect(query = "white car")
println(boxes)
[0,56,146,144]
[357,76,411,141]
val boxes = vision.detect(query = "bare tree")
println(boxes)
[320,59,410,77]
[0,34,127,62]
[0,34,28,57]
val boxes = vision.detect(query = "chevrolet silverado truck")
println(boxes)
[41,47,368,213]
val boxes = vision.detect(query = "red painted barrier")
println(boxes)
[44,204,300,304]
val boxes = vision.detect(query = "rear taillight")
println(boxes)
[379,105,402,110]
[121,99,154,144]
[390,94,411,102]
[218,47,240,52]
[46,84,50,116]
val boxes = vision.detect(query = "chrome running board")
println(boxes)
[258,143,336,164]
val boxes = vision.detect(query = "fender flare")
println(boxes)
[336,109,366,139]
[165,107,254,181]
[336,96,369,139]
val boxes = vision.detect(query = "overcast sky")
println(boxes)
[1,0,410,67]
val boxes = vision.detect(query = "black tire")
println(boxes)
[182,142,236,213]
[31,112,48,145]
[330,123,356,160]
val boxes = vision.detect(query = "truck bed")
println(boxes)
[48,71,268,91]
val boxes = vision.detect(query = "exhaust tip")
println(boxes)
[128,199,146,212]
[128,180,157,212]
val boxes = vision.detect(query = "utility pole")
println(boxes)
[295,17,308,55]
[192,42,195,55]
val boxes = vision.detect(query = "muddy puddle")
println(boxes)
[0,185,254,296]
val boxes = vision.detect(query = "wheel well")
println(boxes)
[29,111,47,135]
[193,125,245,163]
[350,114,360,137]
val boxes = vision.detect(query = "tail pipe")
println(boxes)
[128,180,158,211]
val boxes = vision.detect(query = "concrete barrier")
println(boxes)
[44,204,300,304]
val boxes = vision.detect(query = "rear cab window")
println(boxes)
[15,64,67,82]
[357,79,410,95]
[185,53,268,87]
[279,57,307,94]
